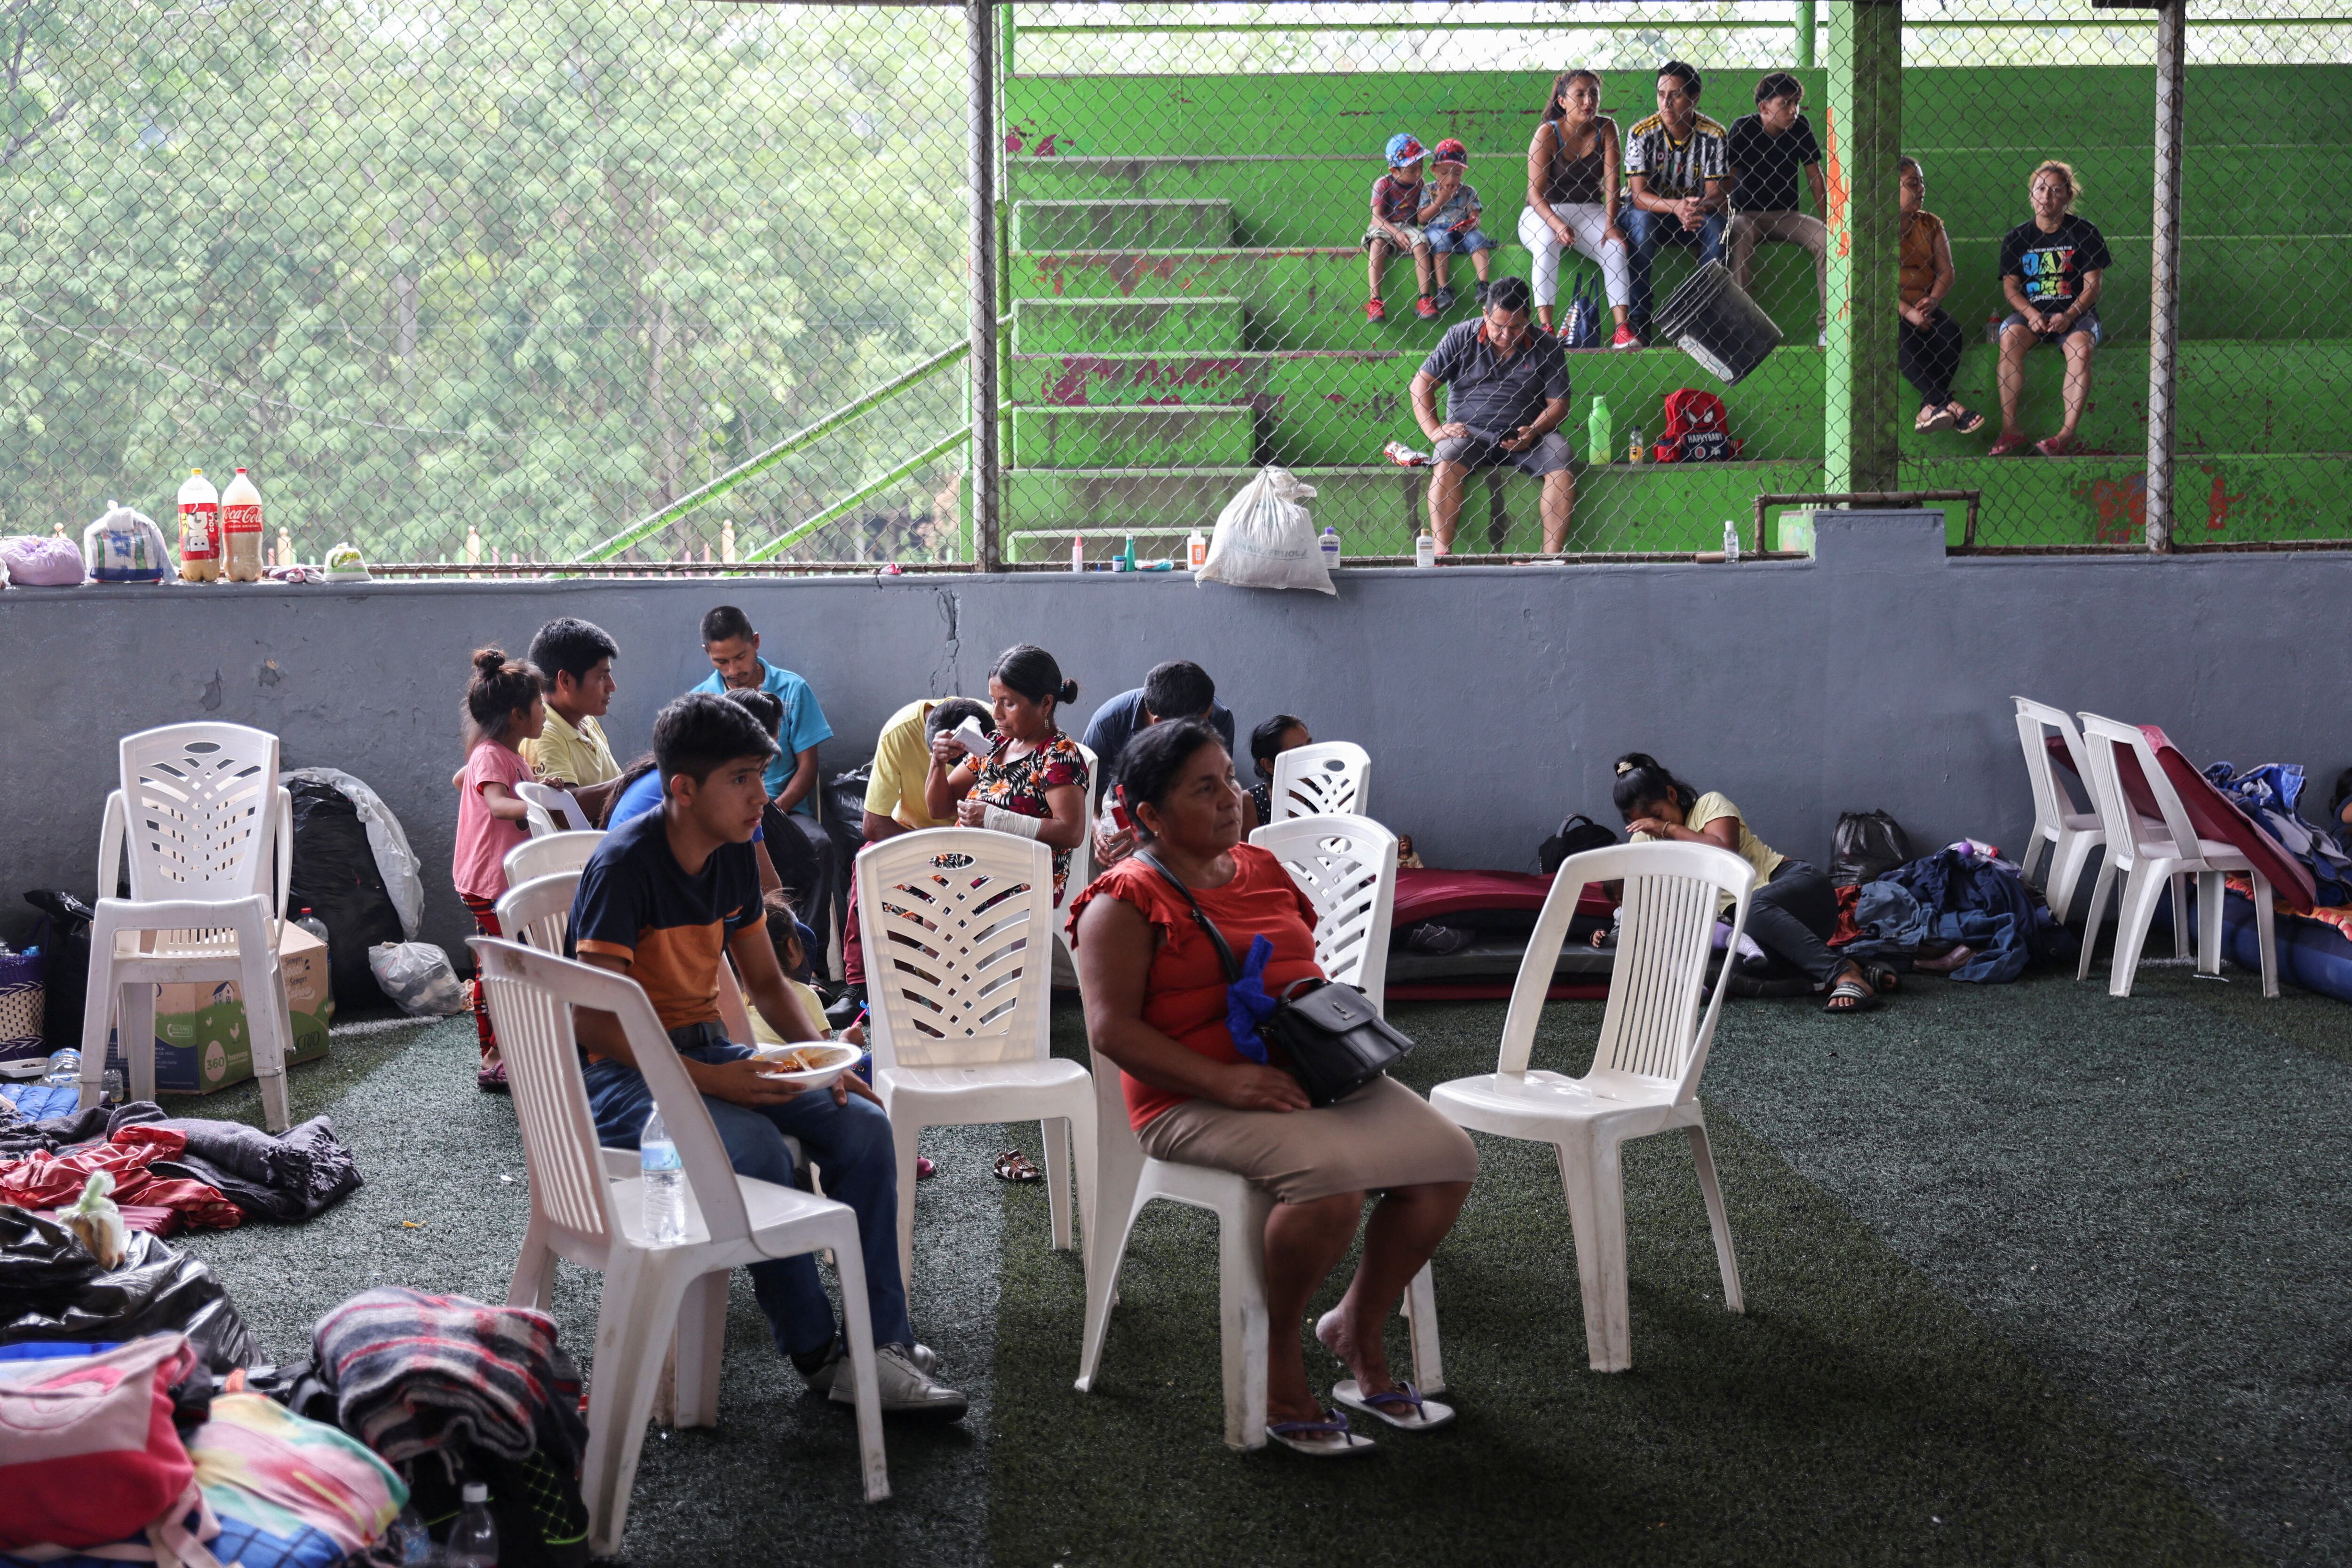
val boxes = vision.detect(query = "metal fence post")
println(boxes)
[968,0,1001,570]
[2145,0,2185,554]
[1823,0,1902,498]
[1796,0,1817,70]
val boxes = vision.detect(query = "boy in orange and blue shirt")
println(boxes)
[1365,132,1438,322]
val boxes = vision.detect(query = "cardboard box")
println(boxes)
[117,921,334,1095]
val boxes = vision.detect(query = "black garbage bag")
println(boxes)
[24,889,94,1054]
[1831,810,1915,887]
[826,765,872,847]
[286,777,405,1011]
[0,1206,259,1372]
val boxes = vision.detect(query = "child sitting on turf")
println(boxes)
[1417,139,1494,311]
[1365,132,1438,322]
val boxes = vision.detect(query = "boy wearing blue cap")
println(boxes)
[1365,132,1438,322]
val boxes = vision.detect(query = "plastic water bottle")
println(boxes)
[1587,394,1613,466]
[1187,529,1208,570]
[641,1109,686,1245]
[1069,535,1083,572]
[1722,519,1742,563]
[446,1482,497,1568]
[294,907,329,946]
[1414,528,1437,570]
[1319,525,1341,567]
[176,469,220,582]
[40,1049,80,1087]
[389,1503,439,1566]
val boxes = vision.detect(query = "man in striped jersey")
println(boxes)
[1622,60,1730,345]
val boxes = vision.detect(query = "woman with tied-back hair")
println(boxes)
[1991,158,2111,457]
[925,643,1091,901]
[1518,67,1637,345]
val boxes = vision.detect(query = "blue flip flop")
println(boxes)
[1267,1406,1375,1457]
[1333,1379,1455,1432]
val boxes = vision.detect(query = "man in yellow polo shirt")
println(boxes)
[836,695,991,1017]
[520,618,624,827]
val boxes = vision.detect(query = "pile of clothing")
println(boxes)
[0,1098,360,1234]
[1830,840,2075,983]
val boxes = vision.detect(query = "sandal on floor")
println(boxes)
[1949,404,1986,434]
[1916,404,1955,433]
[993,1149,1041,1183]
[477,1060,509,1093]
[1823,976,1880,1014]
[2035,433,2079,457]
[1333,1379,1455,1432]
[1988,431,2031,457]
[1268,1408,1375,1457]
[1860,963,1901,995]
[916,1157,937,1180]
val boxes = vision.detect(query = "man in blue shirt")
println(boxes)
[692,605,842,972]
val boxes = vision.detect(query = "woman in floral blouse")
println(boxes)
[925,643,1092,901]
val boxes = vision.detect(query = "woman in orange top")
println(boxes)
[1070,719,1476,1456]
[1898,156,1983,435]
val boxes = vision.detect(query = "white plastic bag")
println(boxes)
[282,768,424,938]
[369,942,469,1017]
[1198,467,1333,595]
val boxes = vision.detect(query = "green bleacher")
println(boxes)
[1001,65,2352,556]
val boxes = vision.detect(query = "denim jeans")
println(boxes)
[583,1025,914,1358]
[1427,226,1493,255]
[1625,206,1727,339]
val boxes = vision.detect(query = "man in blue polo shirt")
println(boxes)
[1408,274,1575,560]
[692,604,842,970]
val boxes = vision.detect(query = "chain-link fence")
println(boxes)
[7,1,2349,568]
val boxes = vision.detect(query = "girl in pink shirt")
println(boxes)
[452,647,544,1089]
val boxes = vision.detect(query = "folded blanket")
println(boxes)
[315,1287,587,1470]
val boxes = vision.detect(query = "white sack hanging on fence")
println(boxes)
[1198,466,1334,595]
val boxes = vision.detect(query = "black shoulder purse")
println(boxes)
[1138,852,1414,1109]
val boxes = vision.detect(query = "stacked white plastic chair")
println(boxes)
[1247,812,1398,1012]
[2010,697,2105,922]
[1051,741,1102,988]
[505,830,604,890]
[1429,841,1755,1373]
[516,779,594,837]
[81,723,296,1132]
[2074,712,2279,998]
[1267,741,1370,823]
[858,828,1096,1291]
[475,936,888,1555]
[1075,812,1441,1449]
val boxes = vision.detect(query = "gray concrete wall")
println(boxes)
[4,511,2346,960]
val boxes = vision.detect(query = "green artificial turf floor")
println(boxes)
[174,959,2351,1567]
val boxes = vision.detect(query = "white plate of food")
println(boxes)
[751,1041,861,1089]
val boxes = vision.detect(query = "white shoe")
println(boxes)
[831,1342,968,1420]
[1817,328,1828,348]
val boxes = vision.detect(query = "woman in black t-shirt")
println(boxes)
[1992,160,2112,458]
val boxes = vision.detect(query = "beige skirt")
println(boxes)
[1136,1075,1479,1204]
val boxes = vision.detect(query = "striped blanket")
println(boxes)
[313,1288,586,1469]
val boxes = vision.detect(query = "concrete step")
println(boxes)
[1015,198,1233,252]
[1901,451,2352,547]
[1011,295,1244,355]
[1009,405,1256,469]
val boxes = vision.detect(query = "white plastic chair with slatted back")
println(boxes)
[1248,811,1399,1014]
[1268,741,1371,823]
[1050,742,1102,989]
[858,827,1096,1292]
[474,936,888,1556]
[2010,697,2105,922]
[1430,840,1755,1373]
[81,723,296,1131]
[516,779,595,837]
[505,830,604,890]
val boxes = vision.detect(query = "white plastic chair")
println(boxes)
[2074,713,2279,998]
[80,723,295,1132]
[1050,742,1102,989]
[2010,697,2105,922]
[475,938,887,1554]
[506,830,604,889]
[516,779,594,837]
[1268,741,1371,823]
[1248,812,1398,1014]
[1072,1022,1445,1448]
[1428,841,1755,1373]
[858,828,1096,1291]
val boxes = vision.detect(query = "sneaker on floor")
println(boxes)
[824,985,866,1029]
[1430,286,1455,311]
[1413,295,1440,320]
[1364,297,1386,322]
[832,1343,968,1420]
[1610,325,1642,350]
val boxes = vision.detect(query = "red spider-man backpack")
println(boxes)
[1652,388,1743,462]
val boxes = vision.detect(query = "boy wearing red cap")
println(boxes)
[1417,139,1494,312]
[1365,132,1438,322]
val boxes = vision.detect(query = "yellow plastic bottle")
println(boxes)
[176,469,220,582]
[221,467,264,582]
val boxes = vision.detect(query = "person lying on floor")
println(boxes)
[568,692,966,1418]
[1070,718,1476,1455]
[1602,752,1894,1014]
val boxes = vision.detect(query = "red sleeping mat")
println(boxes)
[1393,867,1615,926]
[2047,729,2314,914]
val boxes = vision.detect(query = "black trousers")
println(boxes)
[1898,307,1965,409]
[1744,859,1847,988]
[760,806,840,977]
